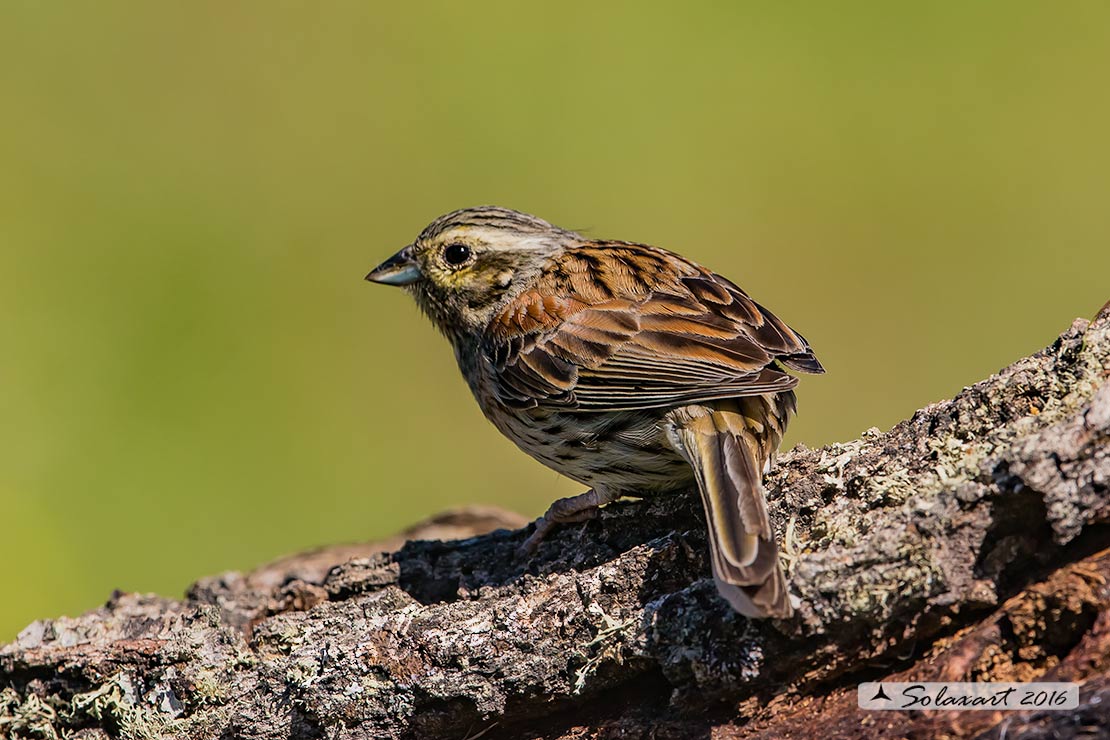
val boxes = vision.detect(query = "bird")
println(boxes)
[366,206,823,618]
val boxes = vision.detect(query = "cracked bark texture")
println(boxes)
[2,309,1109,740]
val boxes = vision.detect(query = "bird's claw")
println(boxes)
[516,504,599,558]
[516,519,552,557]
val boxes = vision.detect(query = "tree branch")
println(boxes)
[3,308,1109,740]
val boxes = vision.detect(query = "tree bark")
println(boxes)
[3,307,1109,740]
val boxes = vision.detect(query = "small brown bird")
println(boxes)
[367,207,823,618]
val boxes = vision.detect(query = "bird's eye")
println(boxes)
[443,243,472,267]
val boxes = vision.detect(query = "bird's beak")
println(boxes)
[366,246,421,286]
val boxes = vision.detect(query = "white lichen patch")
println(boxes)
[0,687,60,740]
[66,672,187,740]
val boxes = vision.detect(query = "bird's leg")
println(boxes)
[518,487,615,556]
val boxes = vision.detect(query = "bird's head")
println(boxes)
[367,206,576,336]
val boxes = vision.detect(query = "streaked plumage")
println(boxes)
[367,206,823,618]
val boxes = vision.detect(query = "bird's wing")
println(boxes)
[483,242,823,412]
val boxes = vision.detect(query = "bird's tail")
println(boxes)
[664,393,795,619]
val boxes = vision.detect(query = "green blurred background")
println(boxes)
[2,2,1108,641]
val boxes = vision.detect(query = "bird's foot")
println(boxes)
[517,489,604,557]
